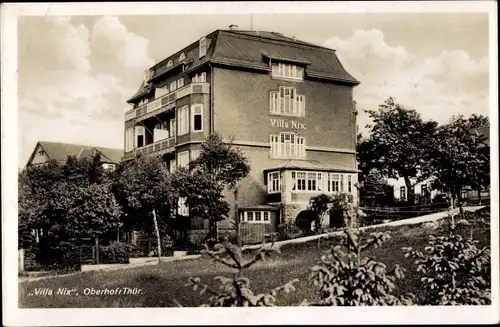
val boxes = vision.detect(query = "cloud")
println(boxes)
[90,16,154,84]
[324,29,489,133]
[18,16,154,166]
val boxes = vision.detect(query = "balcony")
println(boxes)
[134,136,176,157]
[125,82,210,123]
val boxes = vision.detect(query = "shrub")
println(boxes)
[180,241,299,307]
[403,226,491,305]
[278,222,303,241]
[308,228,415,306]
[100,241,132,264]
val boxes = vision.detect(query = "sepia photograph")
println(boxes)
[1,1,498,326]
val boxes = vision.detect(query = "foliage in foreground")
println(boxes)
[308,229,415,306]
[404,216,491,305]
[181,241,299,307]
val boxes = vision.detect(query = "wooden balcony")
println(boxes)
[134,136,176,157]
[125,82,210,122]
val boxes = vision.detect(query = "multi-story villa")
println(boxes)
[124,25,360,242]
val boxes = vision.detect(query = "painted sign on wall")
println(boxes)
[270,118,306,130]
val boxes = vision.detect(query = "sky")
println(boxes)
[16,10,491,167]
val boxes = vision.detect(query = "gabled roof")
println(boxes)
[264,159,360,173]
[127,29,359,104]
[27,141,124,167]
[473,125,490,146]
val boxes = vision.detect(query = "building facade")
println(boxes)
[26,141,123,170]
[124,27,360,241]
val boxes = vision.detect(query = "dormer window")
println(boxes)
[179,53,186,61]
[271,62,304,81]
[166,60,173,68]
[143,69,153,82]
[199,37,207,58]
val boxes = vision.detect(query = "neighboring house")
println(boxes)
[387,176,439,202]
[124,25,360,242]
[388,125,490,204]
[26,141,124,170]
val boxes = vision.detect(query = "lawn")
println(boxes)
[19,209,491,308]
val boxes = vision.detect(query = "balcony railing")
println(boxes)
[125,82,210,122]
[135,136,176,156]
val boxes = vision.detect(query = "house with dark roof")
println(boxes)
[26,141,123,170]
[124,25,360,243]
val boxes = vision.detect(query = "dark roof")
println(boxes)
[127,29,359,103]
[240,204,280,211]
[473,125,490,146]
[127,81,154,104]
[32,141,123,165]
[264,159,360,173]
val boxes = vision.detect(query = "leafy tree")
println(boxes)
[174,133,250,241]
[358,97,438,204]
[113,155,172,263]
[169,167,230,243]
[67,182,122,263]
[308,228,414,306]
[358,169,395,207]
[309,193,331,228]
[181,241,298,307]
[427,115,489,214]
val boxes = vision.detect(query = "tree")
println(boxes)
[67,182,122,263]
[19,154,123,267]
[112,155,172,263]
[174,133,250,241]
[358,97,438,204]
[358,169,395,207]
[427,115,489,214]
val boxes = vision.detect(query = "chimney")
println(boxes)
[229,24,239,31]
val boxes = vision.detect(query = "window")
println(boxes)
[267,172,281,193]
[400,186,406,200]
[328,173,340,192]
[271,62,304,80]
[348,175,353,193]
[135,126,145,148]
[192,72,207,83]
[170,119,176,137]
[179,53,186,61]
[191,104,203,132]
[37,149,45,156]
[177,151,189,168]
[199,37,207,58]
[241,211,271,224]
[177,78,184,89]
[170,80,177,91]
[177,106,189,135]
[292,172,307,191]
[102,163,116,171]
[178,197,188,216]
[125,128,134,152]
[421,184,428,195]
[270,132,306,159]
[167,60,173,68]
[270,86,305,117]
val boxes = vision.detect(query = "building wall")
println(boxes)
[387,177,439,200]
[212,67,356,150]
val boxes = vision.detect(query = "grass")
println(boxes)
[19,209,491,308]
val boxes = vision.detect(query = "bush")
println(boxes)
[100,241,132,264]
[180,241,299,307]
[308,228,415,306]
[278,222,303,241]
[403,226,491,305]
